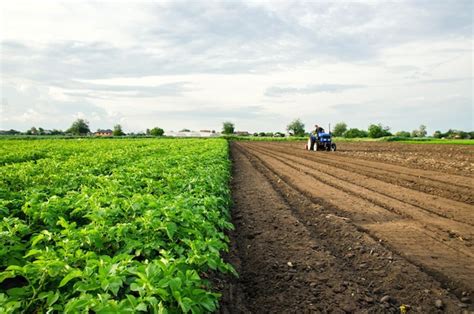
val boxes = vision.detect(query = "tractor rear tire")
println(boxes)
[331,143,337,151]
[307,138,314,151]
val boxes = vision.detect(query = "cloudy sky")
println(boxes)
[1,0,472,133]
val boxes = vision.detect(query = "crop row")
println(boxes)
[0,138,234,313]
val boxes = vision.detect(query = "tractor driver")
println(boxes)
[313,124,324,139]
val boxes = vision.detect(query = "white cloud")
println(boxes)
[1,0,472,133]
[1,1,152,46]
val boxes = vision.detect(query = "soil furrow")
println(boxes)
[219,143,472,313]
[246,144,474,257]
[268,141,473,177]
[251,142,473,204]
[255,141,473,192]
[236,142,474,294]
[249,144,474,239]
[251,144,474,226]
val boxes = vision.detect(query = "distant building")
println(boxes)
[165,130,220,137]
[95,129,113,136]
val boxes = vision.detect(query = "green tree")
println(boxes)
[444,129,464,139]
[26,127,38,135]
[113,124,125,136]
[411,125,427,137]
[368,123,391,138]
[344,128,368,138]
[67,119,90,135]
[222,122,235,134]
[332,122,347,137]
[419,125,427,137]
[258,132,266,137]
[150,127,164,136]
[395,131,411,137]
[286,118,305,136]
[50,129,64,135]
[433,130,442,138]
[0,129,20,135]
[31,127,38,135]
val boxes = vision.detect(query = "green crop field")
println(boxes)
[0,138,234,313]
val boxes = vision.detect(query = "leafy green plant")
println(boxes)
[0,138,234,313]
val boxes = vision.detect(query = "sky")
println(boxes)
[1,0,473,134]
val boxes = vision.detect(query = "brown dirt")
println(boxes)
[336,142,473,175]
[218,141,474,313]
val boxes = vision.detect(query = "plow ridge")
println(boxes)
[221,142,474,312]
[243,144,473,259]
[256,142,474,203]
[251,144,474,227]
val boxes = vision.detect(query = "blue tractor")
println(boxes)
[306,132,336,151]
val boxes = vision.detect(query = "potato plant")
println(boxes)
[0,138,235,313]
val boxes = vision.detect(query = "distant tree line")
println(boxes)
[2,118,472,140]
[332,122,473,139]
[431,129,473,139]
[331,122,392,138]
[218,119,474,140]
[0,127,66,136]
[0,119,166,137]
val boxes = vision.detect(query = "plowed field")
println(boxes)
[220,141,473,313]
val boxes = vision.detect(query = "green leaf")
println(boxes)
[37,290,60,307]
[47,290,60,306]
[7,287,28,297]
[64,297,91,313]
[169,277,181,292]
[136,303,147,312]
[100,279,109,291]
[200,297,217,311]
[207,257,217,270]
[165,222,177,240]
[57,216,69,229]
[178,297,192,313]
[108,279,123,296]
[24,249,42,258]
[129,283,138,291]
[31,233,45,247]
[59,269,82,287]
[5,265,23,273]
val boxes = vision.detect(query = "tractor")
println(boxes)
[306,132,336,151]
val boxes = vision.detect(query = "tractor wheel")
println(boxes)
[313,143,319,151]
[331,143,337,151]
[307,138,314,151]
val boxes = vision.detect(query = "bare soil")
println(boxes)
[218,141,473,313]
